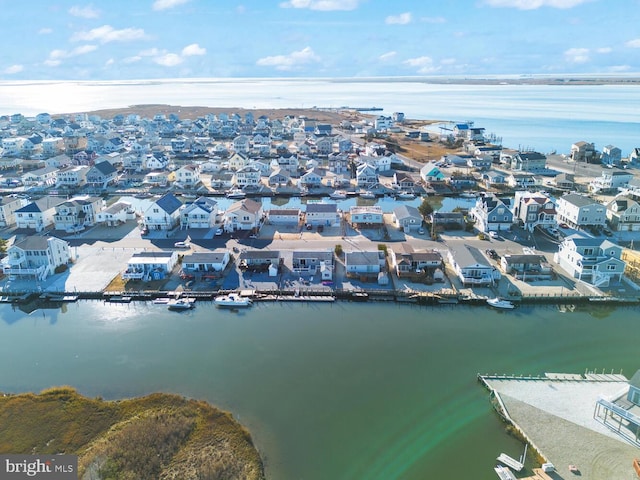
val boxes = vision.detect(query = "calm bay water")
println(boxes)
[1,301,637,480]
[0,78,639,155]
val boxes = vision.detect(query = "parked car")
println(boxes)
[174,241,190,248]
[485,249,499,260]
[488,231,498,238]
[546,227,560,237]
[215,228,224,236]
[603,227,613,237]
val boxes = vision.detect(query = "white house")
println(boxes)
[55,165,90,188]
[144,193,183,231]
[234,165,262,188]
[606,195,640,232]
[267,208,301,225]
[222,198,263,232]
[15,197,64,232]
[182,250,230,275]
[180,197,218,229]
[589,170,633,194]
[292,250,334,280]
[349,205,383,226]
[96,201,135,226]
[21,166,57,187]
[0,196,27,227]
[121,251,179,281]
[447,243,501,286]
[554,234,625,287]
[513,191,557,232]
[556,193,606,228]
[174,164,201,188]
[2,236,71,281]
[53,196,103,232]
[344,250,386,276]
[305,203,340,227]
[355,163,378,188]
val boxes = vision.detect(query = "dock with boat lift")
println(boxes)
[496,453,524,472]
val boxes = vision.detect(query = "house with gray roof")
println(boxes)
[447,243,500,286]
[86,160,118,188]
[470,193,513,233]
[180,197,218,229]
[182,250,230,275]
[15,196,65,232]
[292,250,334,280]
[305,202,340,227]
[392,204,423,232]
[2,235,70,281]
[606,195,640,232]
[144,193,183,231]
[553,234,625,287]
[556,193,606,228]
[96,201,135,226]
[0,196,27,227]
[344,250,386,280]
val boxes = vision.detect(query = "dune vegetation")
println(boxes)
[0,387,264,480]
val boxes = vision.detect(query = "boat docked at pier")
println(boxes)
[226,188,246,199]
[167,298,196,310]
[395,191,416,200]
[214,292,252,308]
[329,190,348,200]
[487,298,515,309]
[359,190,376,199]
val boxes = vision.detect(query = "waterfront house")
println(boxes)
[0,196,27,227]
[507,173,538,189]
[143,171,170,187]
[305,203,340,227]
[571,141,598,164]
[552,172,576,191]
[2,235,71,281]
[513,191,557,232]
[556,193,605,228]
[606,195,640,232]
[233,165,262,189]
[420,163,445,183]
[393,171,416,190]
[182,250,230,275]
[344,250,386,280]
[96,201,135,226]
[292,250,334,280]
[53,196,103,232]
[392,205,423,232]
[268,168,292,187]
[299,167,325,188]
[601,145,622,167]
[328,153,349,174]
[355,163,378,188]
[447,172,477,190]
[431,212,466,231]
[56,165,90,189]
[174,164,201,188]
[180,197,218,229]
[86,160,118,188]
[554,234,625,287]
[267,208,301,226]
[21,165,57,187]
[447,243,500,286]
[481,170,507,188]
[589,170,633,194]
[510,151,547,171]
[209,172,234,190]
[349,205,383,226]
[389,245,443,278]
[121,251,178,281]
[238,250,281,273]
[222,198,263,232]
[466,156,492,171]
[232,135,251,154]
[144,193,183,231]
[228,152,251,171]
[500,254,553,281]
[470,194,514,233]
[15,197,64,232]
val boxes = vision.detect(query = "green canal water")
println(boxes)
[0,301,637,479]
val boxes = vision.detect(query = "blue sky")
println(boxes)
[1,0,639,80]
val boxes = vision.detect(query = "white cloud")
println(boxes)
[385,12,412,25]
[69,5,100,18]
[564,47,590,63]
[153,0,190,11]
[71,25,146,43]
[256,46,320,71]
[44,45,97,66]
[379,51,397,61]
[123,56,142,64]
[105,58,114,66]
[483,0,589,9]
[404,56,440,74]
[440,58,457,65]
[3,64,24,74]
[139,48,162,57]
[38,28,53,35]
[626,38,640,48]
[279,0,362,11]
[154,53,183,67]
[181,43,206,56]
[596,47,611,54]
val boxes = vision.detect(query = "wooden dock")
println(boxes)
[497,453,524,472]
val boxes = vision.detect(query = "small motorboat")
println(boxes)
[359,190,376,199]
[396,191,416,200]
[329,190,348,200]
[214,293,252,308]
[487,297,515,309]
[167,298,195,310]
[226,188,246,199]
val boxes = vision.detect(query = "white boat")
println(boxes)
[396,191,416,200]
[487,298,515,309]
[226,188,246,199]
[359,190,376,199]
[167,298,195,310]
[329,190,348,199]
[214,293,252,308]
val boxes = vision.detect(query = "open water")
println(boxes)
[0,301,638,480]
[0,78,638,155]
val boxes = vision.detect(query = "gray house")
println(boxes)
[392,205,422,232]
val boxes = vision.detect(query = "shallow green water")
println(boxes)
[0,301,637,479]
